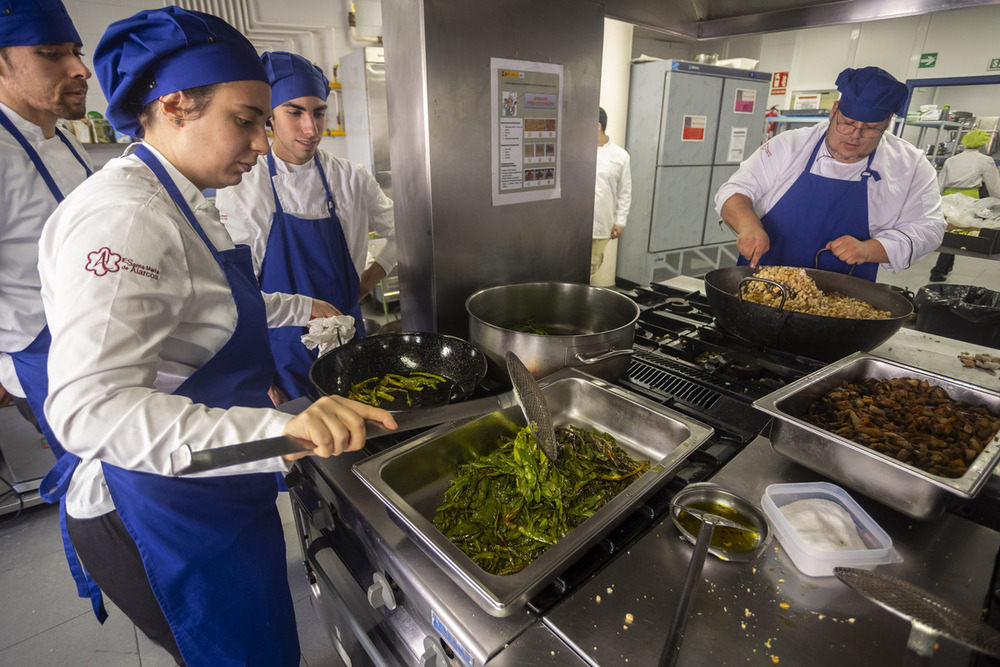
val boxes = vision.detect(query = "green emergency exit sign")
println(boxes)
[919,53,938,69]
[989,58,1000,70]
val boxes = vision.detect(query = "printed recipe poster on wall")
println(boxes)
[491,57,563,206]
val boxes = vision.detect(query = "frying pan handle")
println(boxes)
[737,276,790,311]
[573,348,634,365]
[815,248,857,275]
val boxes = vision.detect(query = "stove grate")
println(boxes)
[627,354,722,410]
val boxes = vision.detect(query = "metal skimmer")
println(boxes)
[505,350,559,461]
[835,566,1000,660]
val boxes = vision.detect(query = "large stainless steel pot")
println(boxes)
[465,282,639,382]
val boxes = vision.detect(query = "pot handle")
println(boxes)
[815,248,857,275]
[573,348,635,365]
[737,276,790,311]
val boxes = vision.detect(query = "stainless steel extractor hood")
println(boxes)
[605,0,1000,40]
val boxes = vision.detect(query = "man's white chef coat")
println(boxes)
[215,150,396,278]
[593,140,632,239]
[0,101,92,397]
[39,144,313,519]
[715,121,945,272]
[938,148,1000,197]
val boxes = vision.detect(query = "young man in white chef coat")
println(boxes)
[716,66,945,281]
[0,0,92,432]
[216,51,396,400]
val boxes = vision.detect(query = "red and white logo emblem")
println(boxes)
[85,247,122,276]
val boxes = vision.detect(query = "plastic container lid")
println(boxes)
[761,482,902,577]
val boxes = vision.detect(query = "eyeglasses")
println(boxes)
[832,113,887,139]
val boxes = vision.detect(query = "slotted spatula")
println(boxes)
[505,350,559,461]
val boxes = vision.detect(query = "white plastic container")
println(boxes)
[761,482,902,577]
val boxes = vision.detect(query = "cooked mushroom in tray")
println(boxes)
[802,377,1000,478]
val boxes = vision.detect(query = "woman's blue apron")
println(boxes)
[0,108,105,620]
[259,152,364,400]
[98,145,298,666]
[738,134,880,282]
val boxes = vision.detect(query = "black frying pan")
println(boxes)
[704,266,913,362]
[309,332,488,412]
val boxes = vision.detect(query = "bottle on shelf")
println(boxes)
[941,104,951,121]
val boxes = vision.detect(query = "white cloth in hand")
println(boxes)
[301,315,356,357]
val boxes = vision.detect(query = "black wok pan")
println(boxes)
[704,266,913,362]
[309,332,488,411]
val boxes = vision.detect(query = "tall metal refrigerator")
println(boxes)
[617,60,771,284]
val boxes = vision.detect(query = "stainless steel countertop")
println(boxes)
[543,435,1000,665]
[871,326,999,391]
[541,327,1000,666]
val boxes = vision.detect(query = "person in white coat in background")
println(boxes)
[591,106,631,286]
[0,0,91,438]
[216,51,396,401]
[37,7,396,666]
[929,128,1000,281]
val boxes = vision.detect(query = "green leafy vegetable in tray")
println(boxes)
[433,425,650,575]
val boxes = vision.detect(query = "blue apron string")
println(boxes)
[0,109,91,202]
[313,153,337,212]
[55,128,94,177]
[41,453,107,622]
[38,451,79,502]
[59,500,108,623]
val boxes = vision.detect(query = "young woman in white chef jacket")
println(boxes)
[36,7,396,666]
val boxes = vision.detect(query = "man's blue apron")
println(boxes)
[96,145,298,666]
[0,108,105,620]
[738,134,881,282]
[259,152,364,399]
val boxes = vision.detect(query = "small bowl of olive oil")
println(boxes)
[670,483,770,562]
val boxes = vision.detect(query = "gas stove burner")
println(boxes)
[723,359,766,380]
[661,297,695,313]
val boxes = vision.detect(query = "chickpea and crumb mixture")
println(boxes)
[740,266,891,320]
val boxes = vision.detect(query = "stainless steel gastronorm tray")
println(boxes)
[353,367,713,616]
[754,352,1000,520]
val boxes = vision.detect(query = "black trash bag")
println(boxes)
[913,284,1000,347]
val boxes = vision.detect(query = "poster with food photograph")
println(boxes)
[491,57,563,205]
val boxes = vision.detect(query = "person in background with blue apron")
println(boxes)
[37,8,397,666]
[0,0,104,622]
[716,66,945,282]
[216,51,396,401]
[0,0,91,456]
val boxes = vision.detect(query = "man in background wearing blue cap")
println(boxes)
[716,66,945,281]
[0,0,91,440]
[217,50,396,401]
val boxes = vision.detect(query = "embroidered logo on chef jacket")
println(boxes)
[85,247,161,281]
[86,247,121,276]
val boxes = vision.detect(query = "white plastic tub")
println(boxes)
[761,482,901,577]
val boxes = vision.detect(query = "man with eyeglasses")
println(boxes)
[716,66,944,282]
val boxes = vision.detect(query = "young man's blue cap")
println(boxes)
[0,0,81,48]
[261,51,329,108]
